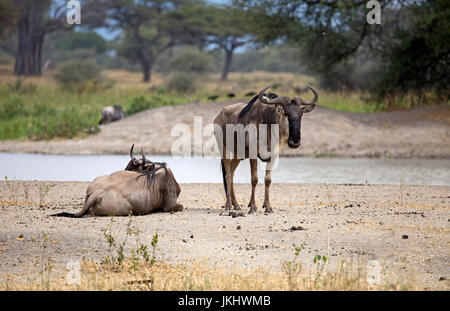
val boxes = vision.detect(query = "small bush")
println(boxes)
[0,96,25,120]
[165,72,197,94]
[126,93,184,115]
[126,96,153,115]
[54,60,112,92]
[167,48,214,74]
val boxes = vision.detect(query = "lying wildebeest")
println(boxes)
[214,85,318,214]
[99,105,126,125]
[54,148,182,217]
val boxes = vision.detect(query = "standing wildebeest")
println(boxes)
[214,85,318,213]
[99,105,126,125]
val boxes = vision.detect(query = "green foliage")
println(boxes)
[54,60,113,93]
[0,95,25,120]
[54,31,107,54]
[243,0,449,108]
[102,215,159,272]
[54,60,102,85]
[165,72,197,94]
[126,91,183,115]
[374,0,450,105]
[0,82,186,140]
[167,47,214,74]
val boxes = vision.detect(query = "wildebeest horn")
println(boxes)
[130,144,135,158]
[141,148,146,163]
[294,86,318,106]
[258,86,290,105]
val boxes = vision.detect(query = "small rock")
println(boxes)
[438,277,446,281]
[236,225,241,230]
[190,235,194,239]
[402,235,408,239]
[290,226,305,231]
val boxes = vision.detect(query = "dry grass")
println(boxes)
[1,257,417,291]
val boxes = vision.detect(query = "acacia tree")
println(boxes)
[12,0,73,76]
[182,4,256,80]
[97,0,193,82]
[238,0,449,103]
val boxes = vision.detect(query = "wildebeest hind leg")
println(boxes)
[248,159,258,213]
[262,168,273,213]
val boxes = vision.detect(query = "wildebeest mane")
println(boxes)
[238,93,279,118]
[238,95,259,118]
[139,162,168,187]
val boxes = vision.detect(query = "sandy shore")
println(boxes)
[0,181,448,289]
[0,103,449,158]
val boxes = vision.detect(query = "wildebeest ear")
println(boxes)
[267,92,279,99]
[301,104,315,113]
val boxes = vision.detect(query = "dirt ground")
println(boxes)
[0,103,449,158]
[0,181,448,289]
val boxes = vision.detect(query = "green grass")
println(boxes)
[0,82,186,140]
[0,69,413,141]
[317,92,379,113]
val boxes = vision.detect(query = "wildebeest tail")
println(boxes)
[51,191,100,218]
[221,159,227,196]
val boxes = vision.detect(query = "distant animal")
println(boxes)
[99,105,126,125]
[208,95,219,101]
[214,85,318,214]
[227,93,236,98]
[244,91,256,97]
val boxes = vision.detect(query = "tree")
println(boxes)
[97,0,194,82]
[12,0,73,76]
[238,0,449,104]
[54,31,107,54]
[182,4,255,80]
[375,0,450,102]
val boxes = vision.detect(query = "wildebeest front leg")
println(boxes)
[248,159,258,213]
[230,159,241,210]
[162,195,183,212]
[262,168,273,213]
[223,159,233,210]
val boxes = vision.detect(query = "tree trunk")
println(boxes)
[141,60,152,82]
[14,1,46,76]
[221,49,233,81]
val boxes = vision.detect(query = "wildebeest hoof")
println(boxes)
[248,207,257,214]
[264,207,273,214]
[233,205,241,210]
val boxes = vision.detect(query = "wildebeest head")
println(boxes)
[258,86,318,148]
[125,144,156,173]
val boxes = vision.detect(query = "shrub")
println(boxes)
[165,72,197,94]
[0,96,25,120]
[54,60,112,92]
[126,96,153,115]
[167,48,214,74]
